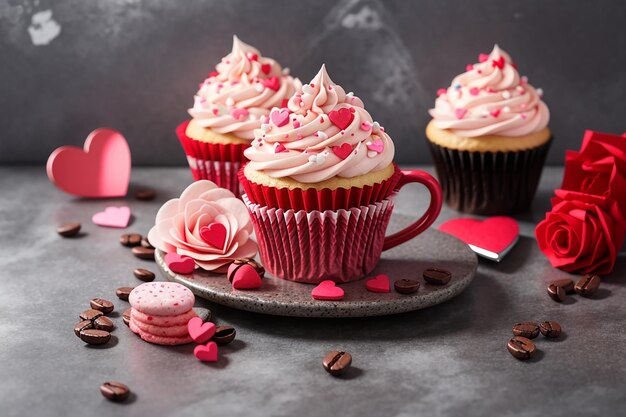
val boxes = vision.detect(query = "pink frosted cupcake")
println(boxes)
[178,35,301,195]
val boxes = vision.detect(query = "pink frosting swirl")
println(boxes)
[244,65,395,183]
[429,45,550,137]
[188,35,301,140]
[147,180,257,272]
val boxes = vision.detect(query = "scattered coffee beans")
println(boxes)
[550,279,575,294]
[512,322,540,339]
[507,336,536,360]
[423,268,451,285]
[547,283,565,302]
[141,237,154,249]
[227,258,265,282]
[74,320,94,337]
[116,287,134,301]
[539,321,562,338]
[94,316,115,332]
[323,351,352,376]
[120,233,142,247]
[80,309,104,321]
[132,247,155,260]
[575,274,600,296]
[135,189,156,201]
[79,329,111,345]
[100,381,130,402]
[213,326,236,345]
[133,268,155,282]
[90,298,114,314]
[57,222,81,238]
[122,308,132,326]
[394,279,420,294]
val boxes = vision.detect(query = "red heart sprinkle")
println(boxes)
[194,342,218,362]
[490,109,501,118]
[262,76,280,91]
[332,143,352,160]
[261,63,271,75]
[208,71,218,78]
[478,53,489,63]
[492,57,505,69]
[437,88,447,96]
[328,108,354,130]
[274,143,286,153]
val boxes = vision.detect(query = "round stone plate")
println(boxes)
[156,227,477,318]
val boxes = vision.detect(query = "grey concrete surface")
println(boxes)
[1,166,625,417]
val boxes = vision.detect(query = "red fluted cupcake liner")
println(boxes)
[176,120,250,196]
[243,194,395,284]
[239,163,402,211]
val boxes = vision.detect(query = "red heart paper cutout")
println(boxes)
[439,216,519,255]
[92,206,131,228]
[200,223,227,249]
[194,341,218,362]
[332,143,352,160]
[311,280,344,301]
[366,274,390,293]
[46,128,131,198]
[187,317,216,344]
[328,108,354,130]
[165,252,195,274]
[229,264,262,290]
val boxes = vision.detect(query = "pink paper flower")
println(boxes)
[148,180,257,272]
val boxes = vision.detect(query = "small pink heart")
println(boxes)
[311,280,344,301]
[360,121,372,131]
[455,108,467,119]
[328,108,354,130]
[366,139,384,153]
[199,223,227,250]
[262,76,280,92]
[270,108,290,127]
[274,143,287,153]
[469,87,480,96]
[490,109,501,118]
[92,206,131,228]
[165,252,195,274]
[366,274,390,293]
[229,264,262,290]
[194,341,218,362]
[230,108,249,120]
[187,317,216,344]
[478,53,489,63]
[261,63,271,75]
[332,143,352,160]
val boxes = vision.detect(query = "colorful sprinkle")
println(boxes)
[469,87,480,96]
[478,53,489,63]
[492,57,505,69]
[466,64,474,71]
[436,88,447,96]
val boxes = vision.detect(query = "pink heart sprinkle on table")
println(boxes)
[91,206,131,228]
[187,317,216,344]
[194,341,218,362]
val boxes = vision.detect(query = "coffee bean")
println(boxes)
[122,308,132,326]
[120,233,142,247]
[512,322,540,339]
[141,237,155,249]
[90,298,114,314]
[547,283,565,302]
[575,274,600,296]
[228,258,265,282]
[323,351,352,376]
[213,326,236,345]
[74,320,94,337]
[550,279,575,294]
[133,268,155,282]
[100,381,130,402]
[116,287,134,301]
[507,336,536,360]
[135,189,156,201]
[94,316,115,332]
[539,321,562,338]
[57,223,81,237]
[132,247,155,260]
[80,309,104,321]
[423,268,452,285]
[79,329,111,345]
[394,279,420,294]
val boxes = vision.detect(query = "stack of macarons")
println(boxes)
[128,282,197,345]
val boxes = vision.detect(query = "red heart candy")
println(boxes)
[91,206,131,228]
[365,274,390,293]
[165,252,195,274]
[262,76,280,91]
[194,341,218,362]
[199,223,227,250]
[332,143,352,160]
[187,317,216,344]
[261,63,271,75]
[328,108,354,130]
[492,57,505,69]
[311,280,344,301]
[270,108,290,127]
[229,264,262,290]
[439,216,519,259]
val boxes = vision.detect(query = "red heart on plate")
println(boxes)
[332,143,352,160]
[228,264,262,290]
[328,108,354,130]
[199,223,227,250]
[311,280,344,301]
[165,252,195,274]
[439,216,519,260]
[187,317,216,344]
[46,128,131,198]
[365,274,390,293]
[194,341,218,362]
[92,206,131,228]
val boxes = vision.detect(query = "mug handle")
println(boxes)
[383,170,443,251]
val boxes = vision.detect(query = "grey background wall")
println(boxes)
[1,0,624,166]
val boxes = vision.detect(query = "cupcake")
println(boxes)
[427,45,551,214]
[177,35,301,195]
[241,65,442,283]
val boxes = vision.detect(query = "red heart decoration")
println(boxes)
[274,143,286,153]
[229,264,262,290]
[262,76,280,91]
[311,280,344,301]
[261,63,271,75]
[194,341,218,362]
[492,56,505,69]
[187,317,216,344]
[328,108,354,130]
[439,216,519,256]
[46,128,131,198]
[332,143,352,160]
[165,252,195,274]
[200,223,227,250]
[365,274,390,293]
[490,109,501,118]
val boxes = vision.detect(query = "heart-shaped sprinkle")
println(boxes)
[262,76,280,91]
[230,108,249,120]
[293,120,301,128]
[436,88,447,96]
[366,139,384,153]
[469,87,480,96]
[466,64,474,71]
[165,252,195,275]
[199,223,227,249]
[478,53,489,63]
[92,206,131,228]
[360,121,372,131]
[332,143,352,160]
[308,154,326,165]
[490,109,501,118]
[261,63,271,74]
[194,341,218,362]
[366,274,391,293]
[455,108,467,119]
[246,52,258,61]
[229,264,262,290]
[311,280,344,301]
[328,108,354,130]
[274,143,286,153]
[492,57,505,69]
[270,108,290,127]
[187,317,216,344]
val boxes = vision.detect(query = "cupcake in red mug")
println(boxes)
[177,35,301,195]
[241,65,443,283]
